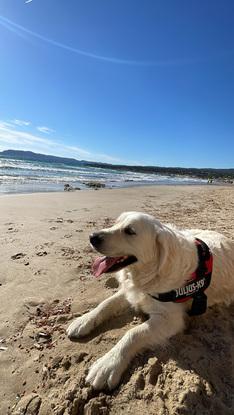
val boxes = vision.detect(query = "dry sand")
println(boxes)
[0,185,234,415]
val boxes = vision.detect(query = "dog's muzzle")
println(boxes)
[90,233,103,248]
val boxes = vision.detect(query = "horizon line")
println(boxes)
[0,148,233,171]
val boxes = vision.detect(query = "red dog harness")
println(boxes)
[149,238,213,316]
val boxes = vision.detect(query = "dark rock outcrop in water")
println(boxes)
[64,184,81,191]
[84,181,105,189]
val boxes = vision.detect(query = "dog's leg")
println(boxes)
[86,305,185,390]
[66,289,129,339]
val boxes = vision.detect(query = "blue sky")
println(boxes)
[0,0,233,167]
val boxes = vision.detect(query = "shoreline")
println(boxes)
[0,181,229,197]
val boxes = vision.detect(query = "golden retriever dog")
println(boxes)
[67,211,234,390]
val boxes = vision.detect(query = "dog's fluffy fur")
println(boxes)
[67,211,234,390]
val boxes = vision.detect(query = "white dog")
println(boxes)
[67,211,234,390]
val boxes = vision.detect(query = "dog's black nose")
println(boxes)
[90,233,103,247]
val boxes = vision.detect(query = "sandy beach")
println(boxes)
[0,185,234,415]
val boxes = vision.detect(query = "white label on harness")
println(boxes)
[176,278,205,298]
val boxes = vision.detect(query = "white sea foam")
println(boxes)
[0,157,205,194]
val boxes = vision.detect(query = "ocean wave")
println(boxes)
[0,157,206,192]
[0,160,92,174]
[0,163,130,179]
[0,174,205,185]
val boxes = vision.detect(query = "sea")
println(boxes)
[0,157,206,194]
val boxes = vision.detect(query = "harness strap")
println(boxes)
[149,238,213,316]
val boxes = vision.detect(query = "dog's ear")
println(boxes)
[156,227,175,276]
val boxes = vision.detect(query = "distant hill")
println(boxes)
[85,161,234,180]
[0,149,233,180]
[0,149,85,166]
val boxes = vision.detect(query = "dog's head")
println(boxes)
[90,211,169,277]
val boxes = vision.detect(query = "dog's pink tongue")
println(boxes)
[92,256,120,277]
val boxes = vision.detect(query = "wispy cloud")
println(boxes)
[37,126,55,134]
[11,119,31,127]
[0,120,122,163]
[0,15,211,67]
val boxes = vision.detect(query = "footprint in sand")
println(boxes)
[86,221,97,228]
[49,218,74,224]
[36,243,53,249]
[60,247,81,259]
[48,217,64,224]
[146,357,162,386]
[36,251,48,257]
[34,269,47,276]
[11,253,26,260]
[7,227,18,233]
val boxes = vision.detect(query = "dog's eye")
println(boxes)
[124,226,136,235]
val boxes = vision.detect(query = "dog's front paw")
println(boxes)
[66,313,95,339]
[86,350,124,390]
